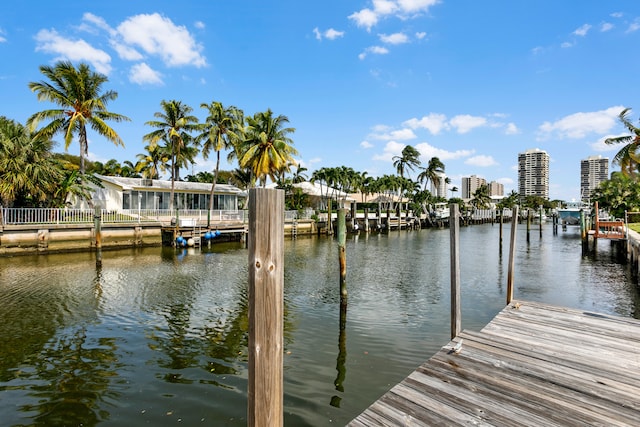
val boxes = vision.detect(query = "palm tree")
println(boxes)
[605,108,640,176]
[200,101,245,213]
[135,144,169,179]
[291,165,308,183]
[0,117,62,206]
[449,186,459,199]
[470,184,491,209]
[393,145,421,180]
[240,109,297,187]
[418,157,445,192]
[144,100,201,211]
[27,61,130,175]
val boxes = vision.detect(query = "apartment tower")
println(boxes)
[518,148,549,200]
[461,175,487,199]
[580,155,609,202]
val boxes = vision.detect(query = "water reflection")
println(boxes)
[0,225,637,426]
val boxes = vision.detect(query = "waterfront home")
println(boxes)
[69,175,247,211]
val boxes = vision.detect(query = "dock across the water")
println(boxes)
[349,300,640,426]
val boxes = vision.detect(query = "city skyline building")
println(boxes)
[431,171,447,199]
[487,180,504,197]
[461,174,487,199]
[580,155,609,202]
[518,148,550,201]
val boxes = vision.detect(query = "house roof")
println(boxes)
[96,175,246,196]
[293,181,356,201]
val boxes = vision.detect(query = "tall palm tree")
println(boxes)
[199,101,244,212]
[0,117,62,206]
[392,145,421,212]
[418,157,445,192]
[27,61,130,175]
[144,100,201,211]
[392,145,421,180]
[605,108,640,176]
[240,109,297,187]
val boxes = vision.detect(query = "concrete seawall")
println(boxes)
[0,223,163,256]
[0,219,318,257]
[627,229,640,280]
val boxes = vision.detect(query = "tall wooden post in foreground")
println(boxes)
[449,203,461,339]
[338,208,348,300]
[507,206,519,304]
[248,188,284,427]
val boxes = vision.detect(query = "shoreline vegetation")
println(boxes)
[2,61,640,242]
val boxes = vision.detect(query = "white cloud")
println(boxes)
[360,140,374,149]
[349,9,379,31]
[194,21,205,30]
[505,122,520,135]
[590,134,621,152]
[627,19,640,33]
[34,29,112,74]
[397,0,440,14]
[372,140,405,161]
[314,27,345,40]
[414,142,474,161]
[537,106,624,140]
[116,13,206,67]
[79,13,116,36]
[561,41,574,48]
[111,41,144,61]
[573,24,592,37]
[349,0,439,31]
[449,114,487,134]
[600,22,614,32]
[129,62,163,85]
[369,127,416,141]
[359,45,389,59]
[325,28,345,40]
[415,31,427,39]
[465,155,498,167]
[379,32,408,44]
[403,113,449,135]
[0,28,6,43]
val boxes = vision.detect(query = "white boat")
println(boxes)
[432,203,450,220]
[558,201,589,226]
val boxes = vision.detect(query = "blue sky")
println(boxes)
[2,0,640,201]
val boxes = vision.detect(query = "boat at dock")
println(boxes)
[558,201,589,226]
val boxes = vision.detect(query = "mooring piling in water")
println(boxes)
[247,188,284,427]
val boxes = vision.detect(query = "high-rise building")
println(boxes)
[518,148,549,200]
[580,155,608,202]
[487,181,504,197]
[461,175,487,199]
[431,171,447,199]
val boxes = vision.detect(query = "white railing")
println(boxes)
[1,207,247,226]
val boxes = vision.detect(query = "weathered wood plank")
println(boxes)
[349,301,640,426]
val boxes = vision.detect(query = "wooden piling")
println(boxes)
[507,206,519,304]
[247,188,284,427]
[539,205,543,238]
[338,208,347,300]
[449,203,461,339]
[94,206,102,268]
[526,209,531,243]
[364,207,370,232]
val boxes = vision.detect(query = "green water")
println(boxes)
[0,224,638,426]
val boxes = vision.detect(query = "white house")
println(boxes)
[72,175,246,211]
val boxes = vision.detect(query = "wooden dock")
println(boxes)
[349,300,640,426]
